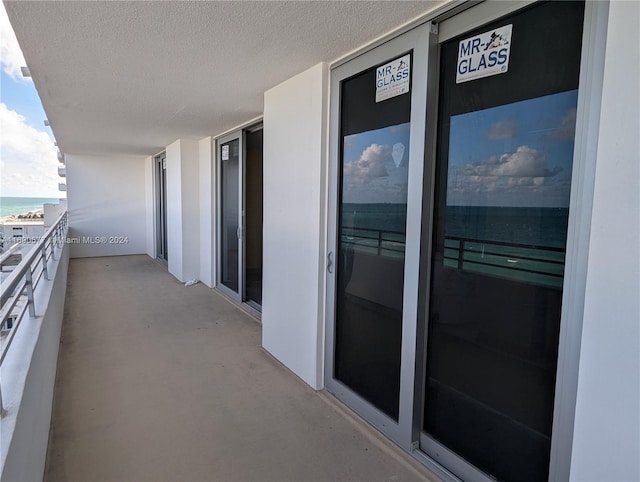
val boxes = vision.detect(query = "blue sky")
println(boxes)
[1,3,62,199]
[447,90,578,207]
[343,122,410,204]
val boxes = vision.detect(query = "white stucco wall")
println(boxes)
[262,63,328,389]
[66,154,148,258]
[43,201,67,228]
[570,2,640,480]
[199,137,214,287]
[166,139,201,283]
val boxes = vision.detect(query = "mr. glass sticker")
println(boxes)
[456,24,512,83]
[376,54,411,103]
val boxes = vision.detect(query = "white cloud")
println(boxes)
[0,103,60,197]
[486,120,515,140]
[0,3,28,80]
[344,143,390,179]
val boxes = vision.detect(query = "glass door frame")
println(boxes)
[325,22,432,449]
[216,130,244,303]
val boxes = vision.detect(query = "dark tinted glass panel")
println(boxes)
[424,3,584,481]
[335,54,412,420]
[156,156,168,262]
[221,139,239,293]
[245,129,263,306]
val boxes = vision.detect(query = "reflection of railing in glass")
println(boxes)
[340,227,405,258]
[444,236,565,288]
[341,227,566,288]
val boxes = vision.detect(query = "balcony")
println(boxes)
[1,245,433,481]
[57,165,66,177]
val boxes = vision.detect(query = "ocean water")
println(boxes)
[0,197,63,217]
[341,203,569,248]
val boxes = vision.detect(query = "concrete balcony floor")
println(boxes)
[45,255,435,482]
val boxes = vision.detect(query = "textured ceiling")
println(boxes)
[5,1,442,157]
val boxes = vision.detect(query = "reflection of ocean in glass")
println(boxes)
[341,122,410,259]
[341,205,569,247]
[445,206,569,248]
[341,203,407,258]
[440,91,578,287]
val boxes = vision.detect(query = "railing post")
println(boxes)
[41,245,49,280]
[378,230,383,256]
[24,269,36,318]
[458,239,465,270]
[52,234,58,261]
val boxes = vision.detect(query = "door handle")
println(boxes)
[327,251,334,274]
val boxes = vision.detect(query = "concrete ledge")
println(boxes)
[1,242,69,482]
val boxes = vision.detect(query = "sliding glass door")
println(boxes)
[420,2,585,481]
[326,24,430,444]
[217,126,263,310]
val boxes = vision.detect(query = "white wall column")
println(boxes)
[262,63,328,389]
[569,2,640,480]
[199,137,214,287]
[166,139,201,283]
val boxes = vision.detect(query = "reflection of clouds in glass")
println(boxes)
[342,123,410,204]
[547,107,577,141]
[485,120,515,139]
[344,143,390,178]
[448,145,570,206]
[461,146,561,178]
[447,91,578,207]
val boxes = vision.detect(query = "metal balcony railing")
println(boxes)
[0,211,68,414]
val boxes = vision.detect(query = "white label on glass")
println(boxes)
[375,54,411,103]
[456,24,512,84]
[221,145,229,161]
